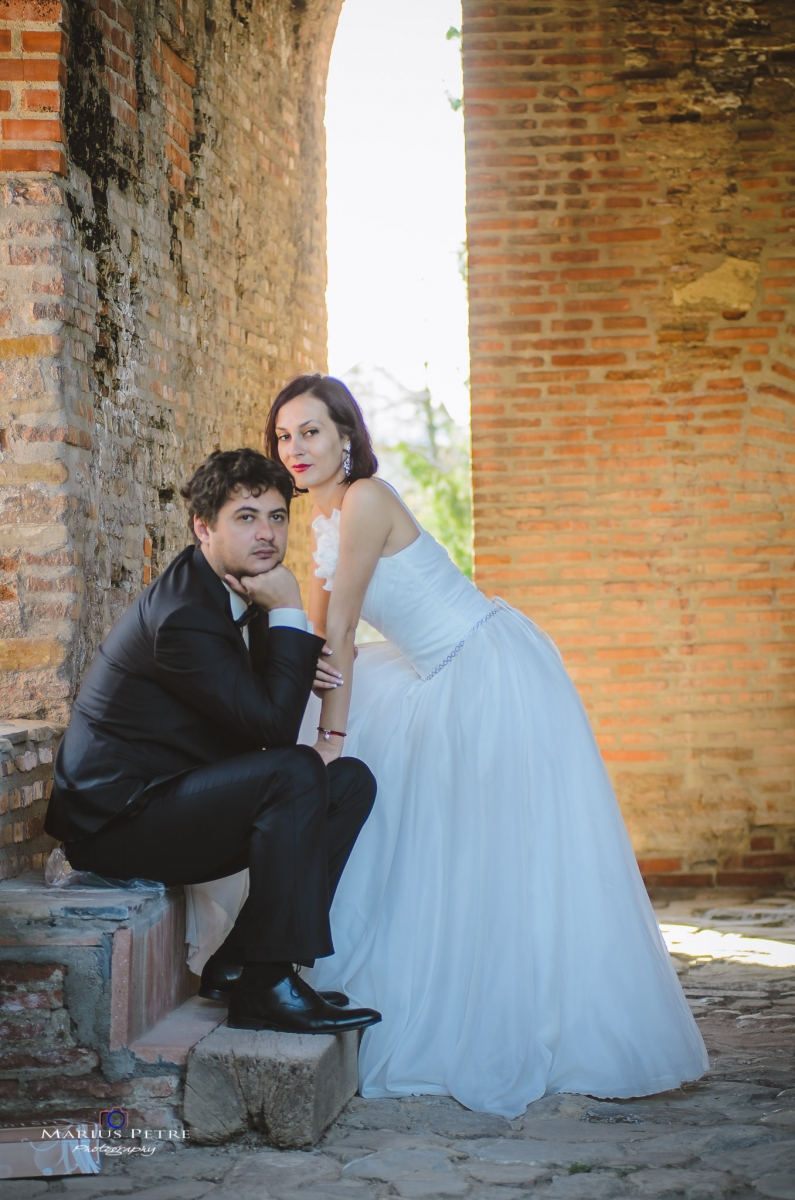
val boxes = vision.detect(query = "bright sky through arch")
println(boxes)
[324,0,469,426]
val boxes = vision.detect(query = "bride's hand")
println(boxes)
[313,738,342,764]
[313,645,343,694]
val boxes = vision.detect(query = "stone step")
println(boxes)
[129,994,227,1065]
[0,872,195,1127]
[184,1022,360,1148]
[1,873,361,1146]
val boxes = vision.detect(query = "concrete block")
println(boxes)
[183,1023,360,1148]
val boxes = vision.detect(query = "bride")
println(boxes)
[254,372,709,1119]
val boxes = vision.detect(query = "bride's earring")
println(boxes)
[343,443,352,479]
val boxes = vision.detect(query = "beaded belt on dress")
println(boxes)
[421,603,502,682]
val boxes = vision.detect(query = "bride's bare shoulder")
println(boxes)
[341,477,395,516]
[342,478,419,555]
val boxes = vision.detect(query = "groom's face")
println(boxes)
[194,487,290,581]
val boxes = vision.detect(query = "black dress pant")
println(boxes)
[65,746,376,964]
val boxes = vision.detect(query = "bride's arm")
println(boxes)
[313,480,392,763]
[308,569,330,640]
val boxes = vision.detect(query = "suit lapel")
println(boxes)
[191,547,251,659]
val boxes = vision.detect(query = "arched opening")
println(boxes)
[324,0,471,574]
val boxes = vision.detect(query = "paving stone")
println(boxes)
[332,1096,415,1133]
[222,1149,342,1191]
[761,1110,795,1131]
[82,1150,231,1186]
[59,1180,137,1193]
[461,1157,554,1186]
[627,1167,741,1198]
[467,1191,539,1200]
[321,1129,455,1163]
[752,1173,795,1200]
[714,1140,795,1179]
[342,1147,468,1196]
[264,1184,375,1200]
[537,1170,634,1199]
[506,1116,663,1144]
[516,1094,596,1124]
[0,1184,48,1199]
[96,1186,216,1200]
[459,1136,634,1169]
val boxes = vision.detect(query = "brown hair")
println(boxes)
[180,448,294,540]
[264,374,378,488]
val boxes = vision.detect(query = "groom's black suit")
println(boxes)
[45,544,375,964]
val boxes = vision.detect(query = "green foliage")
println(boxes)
[446,25,461,39]
[568,1163,593,1175]
[395,389,473,579]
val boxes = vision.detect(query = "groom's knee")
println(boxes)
[275,744,328,799]
[327,756,377,820]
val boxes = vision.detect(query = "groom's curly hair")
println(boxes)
[180,448,295,539]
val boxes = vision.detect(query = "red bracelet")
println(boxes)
[318,727,346,741]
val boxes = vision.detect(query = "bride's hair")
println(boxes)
[264,374,378,488]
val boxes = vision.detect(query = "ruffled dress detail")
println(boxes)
[301,506,708,1118]
[312,508,341,592]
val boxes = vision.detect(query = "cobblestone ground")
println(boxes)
[5,893,795,1200]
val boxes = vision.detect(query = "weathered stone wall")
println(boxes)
[0,719,61,879]
[465,0,795,888]
[1,0,339,723]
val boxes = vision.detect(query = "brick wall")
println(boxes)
[464,0,795,888]
[0,719,61,879]
[0,0,341,721]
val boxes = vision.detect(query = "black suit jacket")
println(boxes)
[45,545,326,842]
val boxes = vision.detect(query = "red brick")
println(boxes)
[741,852,795,869]
[2,117,63,140]
[0,1046,99,1072]
[0,58,66,81]
[0,31,10,53]
[0,0,62,17]
[23,88,59,111]
[636,857,682,873]
[716,871,788,888]
[21,31,66,54]
[587,227,660,243]
[159,38,196,89]
[642,873,715,888]
[0,90,10,110]
[0,147,66,172]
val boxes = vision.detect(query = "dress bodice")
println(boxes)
[311,511,497,680]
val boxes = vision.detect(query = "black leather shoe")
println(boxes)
[227,969,381,1034]
[198,953,349,1008]
[198,952,242,1002]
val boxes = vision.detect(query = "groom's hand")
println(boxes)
[225,565,302,612]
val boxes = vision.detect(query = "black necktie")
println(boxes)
[235,605,260,628]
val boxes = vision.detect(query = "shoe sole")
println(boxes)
[226,1016,381,1034]
[199,987,351,1007]
[197,986,229,1002]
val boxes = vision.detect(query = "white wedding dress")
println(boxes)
[301,507,707,1116]
[187,501,708,1118]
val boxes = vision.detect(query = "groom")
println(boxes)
[45,448,380,1035]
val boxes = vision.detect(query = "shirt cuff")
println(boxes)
[268,607,311,634]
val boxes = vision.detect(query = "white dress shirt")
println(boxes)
[222,583,311,648]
